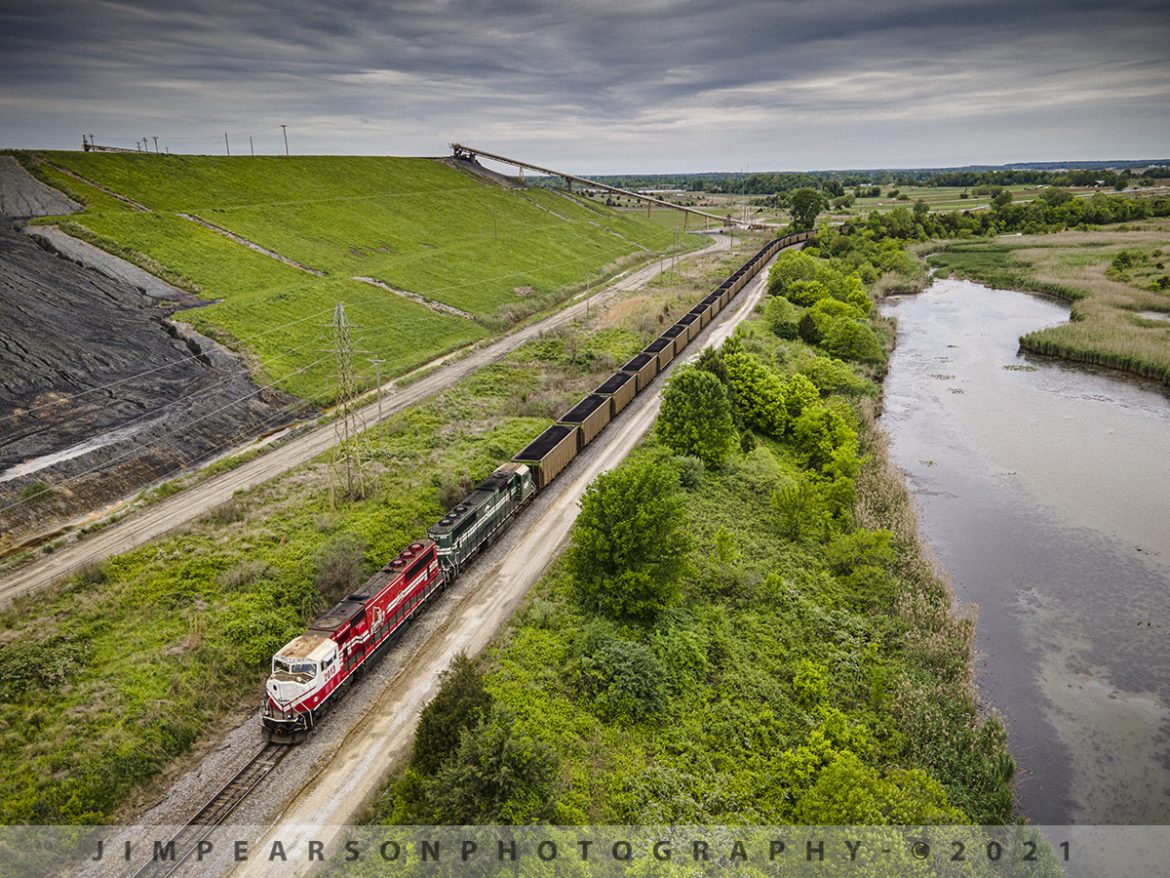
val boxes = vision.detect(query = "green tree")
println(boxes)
[786,279,832,307]
[768,249,822,296]
[568,457,691,620]
[656,366,735,468]
[781,373,821,421]
[411,652,492,775]
[822,318,885,363]
[430,709,559,823]
[723,351,787,436]
[789,187,826,231]
[798,297,865,346]
[764,295,800,339]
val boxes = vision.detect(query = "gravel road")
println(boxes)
[0,234,729,607]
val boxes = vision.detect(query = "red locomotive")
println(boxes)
[262,539,445,742]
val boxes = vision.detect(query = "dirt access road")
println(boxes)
[0,234,730,609]
[224,250,777,878]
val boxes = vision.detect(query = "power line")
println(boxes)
[330,304,366,501]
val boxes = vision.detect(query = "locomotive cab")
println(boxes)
[262,634,337,742]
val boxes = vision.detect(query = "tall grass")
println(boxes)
[927,225,1170,384]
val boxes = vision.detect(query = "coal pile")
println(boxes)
[0,222,308,551]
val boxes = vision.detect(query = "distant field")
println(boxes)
[606,184,1169,229]
[923,219,1170,382]
[20,153,704,400]
[834,184,1170,220]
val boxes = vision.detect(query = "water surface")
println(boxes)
[881,278,1170,824]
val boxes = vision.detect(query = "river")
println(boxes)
[880,277,1170,825]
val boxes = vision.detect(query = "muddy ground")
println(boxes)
[0,161,308,553]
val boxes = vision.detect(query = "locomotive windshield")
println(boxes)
[273,657,317,678]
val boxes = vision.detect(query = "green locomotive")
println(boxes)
[427,462,537,576]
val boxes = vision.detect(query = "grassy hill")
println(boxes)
[19,153,701,401]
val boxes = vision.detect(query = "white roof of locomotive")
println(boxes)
[275,633,335,662]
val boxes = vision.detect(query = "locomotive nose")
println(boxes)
[268,678,304,704]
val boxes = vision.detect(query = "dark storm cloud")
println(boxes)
[1,0,1168,170]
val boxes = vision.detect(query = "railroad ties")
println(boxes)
[128,743,288,878]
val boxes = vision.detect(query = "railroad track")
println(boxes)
[127,743,288,878]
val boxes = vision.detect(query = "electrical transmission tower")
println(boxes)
[332,303,367,500]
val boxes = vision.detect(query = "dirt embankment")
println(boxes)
[0,164,309,553]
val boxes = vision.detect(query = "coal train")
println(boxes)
[261,231,813,742]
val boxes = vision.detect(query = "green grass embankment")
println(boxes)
[924,222,1170,383]
[18,152,704,401]
[0,239,754,825]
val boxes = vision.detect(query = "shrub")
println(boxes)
[792,659,830,706]
[204,496,246,525]
[19,481,54,505]
[0,638,88,700]
[568,457,691,621]
[674,455,705,489]
[772,475,831,542]
[792,404,858,473]
[74,561,108,586]
[764,295,801,338]
[821,319,884,364]
[656,367,735,468]
[576,633,666,721]
[824,529,895,576]
[793,751,965,824]
[218,559,271,591]
[314,534,369,605]
[412,652,492,775]
[800,355,873,396]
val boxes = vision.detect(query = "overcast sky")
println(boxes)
[2,0,1168,174]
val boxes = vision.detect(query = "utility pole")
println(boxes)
[369,356,386,442]
[671,226,679,282]
[225,132,230,156]
[153,136,158,153]
[332,304,366,500]
[281,124,289,156]
[250,136,254,156]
